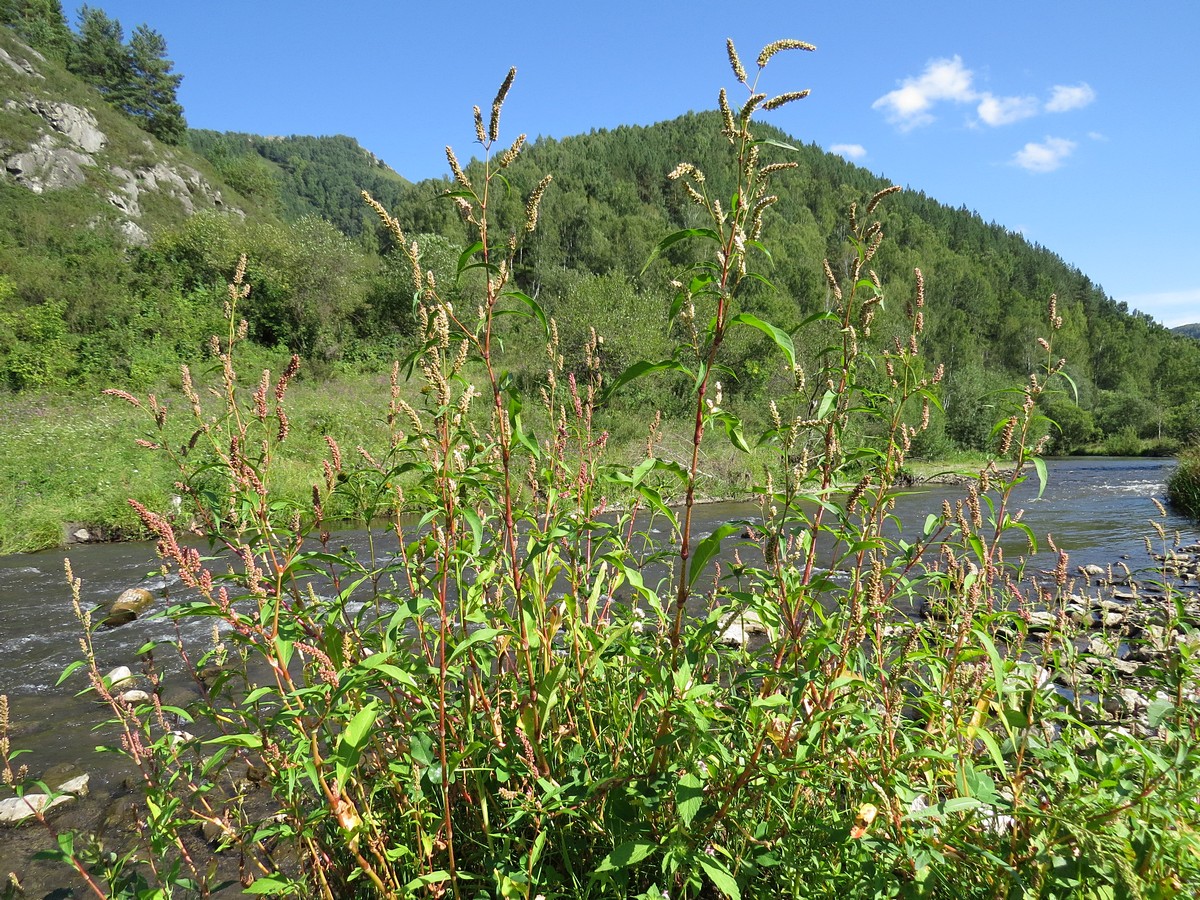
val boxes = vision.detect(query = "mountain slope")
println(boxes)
[355,112,1198,450]
[187,130,410,239]
[1173,323,1200,340]
[2,25,1196,451]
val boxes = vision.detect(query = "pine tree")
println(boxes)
[67,5,130,101]
[0,0,72,60]
[124,23,185,144]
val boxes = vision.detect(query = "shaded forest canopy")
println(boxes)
[1,13,1197,455]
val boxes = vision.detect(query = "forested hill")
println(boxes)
[186,130,410,239]
[2,9,1197,453]
[1174,323,1200,340]
[188,111,1200,451]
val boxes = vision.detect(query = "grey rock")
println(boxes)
[104,665,134,689]
[0,792,71,825]
[0,766,87,825]
[25,99,105,152]
[6,134,94,192]
[1025,610,1058,632]
[110,587,154,616]
[41,763,88,795]
[0,44,42,78]
[717,608,770,647]
[118,218,149,246]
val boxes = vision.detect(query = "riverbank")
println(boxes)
[0,380,996,554]
[3,380,1187,555]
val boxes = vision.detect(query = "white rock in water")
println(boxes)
[1026,610,1058,632]
[718,609,770,646]
[105,666,134,688]
[55,774,89,796]
[0,793,72,826]
[120,689,151,704]
[41,763,89,796]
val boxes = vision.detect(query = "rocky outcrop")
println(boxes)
[2,57,240,234]
[25,99,106,153]
[0,43,43,79]
[5,132,94,192]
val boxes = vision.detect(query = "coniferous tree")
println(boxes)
[0,0,71,59]
[67,5,129,101]
[124,23,185,144]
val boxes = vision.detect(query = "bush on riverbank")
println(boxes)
[1169,443,1200,518]
[7,44,1199,900]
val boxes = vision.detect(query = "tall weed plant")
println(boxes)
[15,40,1200,899]
[1168,443,1200,519]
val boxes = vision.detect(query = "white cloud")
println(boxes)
[1120,288,1200,327]
[1087,131,1107,141]
[976,93,1040,126]
[1012,137,1077,173]
[830,143,867,160]
[876,63,1096,132]
[1046,83,1096,113]
[872,56,975,130]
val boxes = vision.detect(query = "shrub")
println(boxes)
[15,41,1200,900]
[1168,443,1200,518]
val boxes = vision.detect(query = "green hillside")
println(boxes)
[186,130,410,237]
[2,15,1199,550]
[1174,323,1200,340]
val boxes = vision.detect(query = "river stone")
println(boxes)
[717,608,769,647]
[104,665,134,689]
[0,792,71,825]
[111,588,154,616]
[41,763,89,796]
[1025,610,1057,632]
[120,689,151,704]
[100,609,137,628]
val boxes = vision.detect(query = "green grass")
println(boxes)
[1168,443,1200,518]
[0,371,760,553]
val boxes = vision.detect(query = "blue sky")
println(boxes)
[91,1,1200,327]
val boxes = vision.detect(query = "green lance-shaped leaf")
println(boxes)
[456,240,484,274]
[699,856,741,899]
[641,227,722,275]
[729,312,795,367]
[689,523,742,590]
[500,289,550,339]
[593,840,657,873]
[600,358,689,405]
[335,701,379,790]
